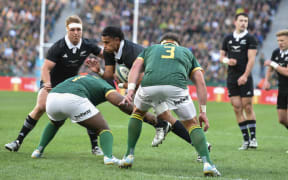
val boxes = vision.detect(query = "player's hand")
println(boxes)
[43,82,52,91]
[264,60,271,66]
[237,75,247,86]
[263,79,271,90]
[199,112,209,132]
[228,58,237,66]
[119,90,134,106]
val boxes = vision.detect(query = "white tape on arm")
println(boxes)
[200,105,206,113]
[222,57,229,64]
[128,83,136,90]
[270,61,279,69]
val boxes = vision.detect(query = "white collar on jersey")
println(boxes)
[65,35,82,53]
[233,30,248,42]
[280,49,288,58]
[114,40,125,59]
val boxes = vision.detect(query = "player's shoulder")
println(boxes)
[81,38,99,47]
[124,39,144,50]
[245,33,257,41]
[50,37,66,49]
[272,48,280,55]
[223,33,233,40]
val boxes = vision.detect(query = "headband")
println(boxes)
[160,40,179,46]
[66,23,82,31]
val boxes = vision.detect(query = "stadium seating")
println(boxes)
[0,0,65,76]
[0,0,281,86]
[80,0,281,86]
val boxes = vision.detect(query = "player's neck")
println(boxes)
[235,29,246,34]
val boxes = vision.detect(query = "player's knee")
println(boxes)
[34,103,46,114]
[232,104,242,114]
[243,103,253,114]
[98,128,111,136]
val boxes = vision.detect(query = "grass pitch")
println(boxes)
[0,91,287,180]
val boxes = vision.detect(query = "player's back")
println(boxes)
[140,43,197,89]
[51,74,114,105]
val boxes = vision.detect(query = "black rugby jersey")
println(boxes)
[46,38,101,87]
[271,48,288,94]
[103,40,144,69]
[222,33,257,79]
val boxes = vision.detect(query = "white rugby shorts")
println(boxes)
[134,85,196,120]
[46,93,99,123]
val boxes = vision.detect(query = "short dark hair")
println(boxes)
[235,13,248,20]
[160,32,181,45]
[101,26,124,40]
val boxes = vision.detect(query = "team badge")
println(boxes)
[80,51,87,56]
[240,40,246,44]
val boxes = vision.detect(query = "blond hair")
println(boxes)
[65,15,82,28]
[276,29,288,37]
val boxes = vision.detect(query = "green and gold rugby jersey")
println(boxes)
[138,43,202,89]
[51,74,115,106]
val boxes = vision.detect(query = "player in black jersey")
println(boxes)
[220,13,258,150]
[5,15,104,155]
[264,30,288,134]
[97,26,171,147]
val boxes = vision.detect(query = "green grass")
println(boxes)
[0,91,287,180]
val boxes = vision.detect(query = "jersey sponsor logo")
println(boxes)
[173,96,189,105]
[80,51,87,56]
[69,59,79,63]
[74,109,91,119]
[240,40,246,45]
[63,54,68,58]
[231,45,241,52]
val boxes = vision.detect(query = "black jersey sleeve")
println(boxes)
[46,42,61,63]
[221,35,229,51]
[248,35,258,49]
[89,39,102,56]
[103,52,116,66]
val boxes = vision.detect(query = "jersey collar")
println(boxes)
[280,49,288,58]
[65,35,82,50]
[114,40,125,59]
[233,30,248,41]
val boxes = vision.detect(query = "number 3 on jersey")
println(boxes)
[161,46,175,59]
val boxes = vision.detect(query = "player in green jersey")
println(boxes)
[119,33,221,177]
[30,74,157,165]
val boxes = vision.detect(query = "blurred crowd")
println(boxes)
[80,0,281,86]
[0,0,281,87]
[0,0,65,76]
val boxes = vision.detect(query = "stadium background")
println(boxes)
[0,0,285,104]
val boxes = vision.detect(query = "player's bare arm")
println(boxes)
[263,61,273,90]
[265,60,288,76]
[120,58,144,105]
[190,69,209,131]
[41,59,56,90]
[102,65,115,79]
[238,49,257,86]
